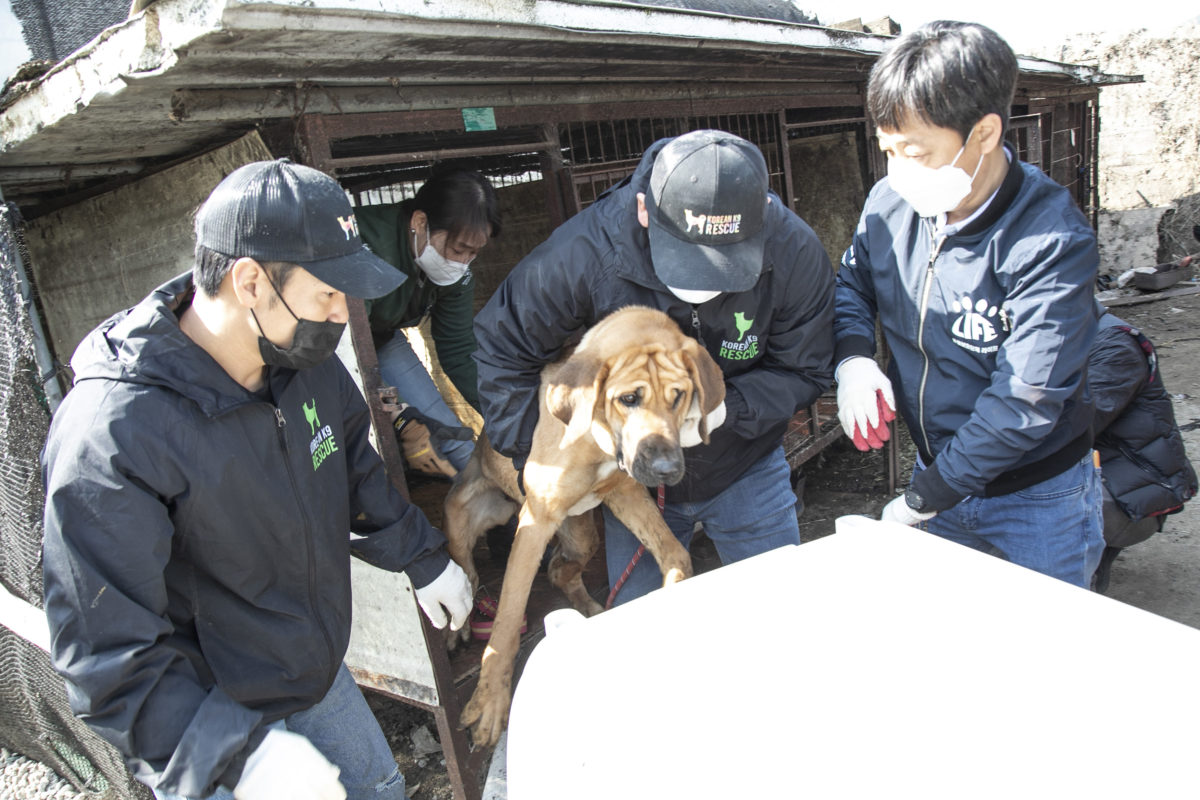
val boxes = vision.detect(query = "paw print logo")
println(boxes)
[950,295,1000,344]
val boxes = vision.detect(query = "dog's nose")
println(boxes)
[649,455,684,483]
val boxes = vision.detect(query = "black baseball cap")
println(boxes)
[195,159,404,299]
[644,130,769,293]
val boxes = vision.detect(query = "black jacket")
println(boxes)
[1090,312,1197,521]
[473,136,835,502]
[42,274,449,797]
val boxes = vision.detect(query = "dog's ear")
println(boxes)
[681,338,726,443]
[546,354,611,446]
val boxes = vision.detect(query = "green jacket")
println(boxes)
[356,203,479,411]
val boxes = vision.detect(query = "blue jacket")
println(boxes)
[474,136,835,502]
[835,144,1099,510]
[42,274,449,797]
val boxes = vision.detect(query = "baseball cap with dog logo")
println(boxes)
[195,159,404,299]
[645,130,769,294]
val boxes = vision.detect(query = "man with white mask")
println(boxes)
[835,21,1104,587]
[474,129,834,606]
[356,168,501,477]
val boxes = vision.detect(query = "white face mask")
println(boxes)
[667,286,721,304]
[886,132,984,218]
[412,226,472,286]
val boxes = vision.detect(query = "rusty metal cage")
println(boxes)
[560,112,785,212]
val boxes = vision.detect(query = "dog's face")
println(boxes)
[547,314,725,487]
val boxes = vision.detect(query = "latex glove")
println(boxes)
[835,357,896,451]
[414,560,473,631]
[394,406,459,478]
[880,494,938,527]
[679,400,727,448]
[233,729,345,800]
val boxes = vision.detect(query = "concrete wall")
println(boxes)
[1035,24,1200,265]
[24,132,273,367]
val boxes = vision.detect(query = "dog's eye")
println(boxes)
[672,389,684,409]
[619,392,640,408]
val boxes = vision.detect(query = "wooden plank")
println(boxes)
[1099,286,1200,307]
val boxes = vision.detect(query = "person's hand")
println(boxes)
[835,357,896,451]
[393,407,458,478]
[880,494,937,527]
[679,400,727,448]
[233,729,345,800]
[414,560,473,630]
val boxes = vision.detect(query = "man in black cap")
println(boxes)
[474,130,835,606]
[42,159,473,800]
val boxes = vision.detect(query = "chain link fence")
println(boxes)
[0,202,150,799]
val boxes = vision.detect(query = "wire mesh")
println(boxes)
[0,203,151,799]
[560,112,785,211]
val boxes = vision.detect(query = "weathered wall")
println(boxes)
[24,132,272,365]
[789,130,866,270]
[1035,24,1200,268]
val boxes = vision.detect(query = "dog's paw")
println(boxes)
[460,679,512,749]
[444,621,470,652]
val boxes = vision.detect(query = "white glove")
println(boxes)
[679,400,727,448]
[233,729,345,800]
[414,560,472,630]
[880,494,938,527]
[835,357,896,451]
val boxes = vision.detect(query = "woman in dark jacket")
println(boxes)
[1089,309,1197,591]
[356,168,501,476]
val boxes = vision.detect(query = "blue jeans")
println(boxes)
[153,664,408,800]
[916,454,1105,588]
[376,330,474,471]
[604,446,800,607]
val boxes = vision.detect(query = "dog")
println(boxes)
[445,305,726,748]
[683,208,708,234]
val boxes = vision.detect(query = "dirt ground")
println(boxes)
[365,287,1200,800]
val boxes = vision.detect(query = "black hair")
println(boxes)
[193,244,297,299]
[867,21,1018,141]
[404,167,502,242]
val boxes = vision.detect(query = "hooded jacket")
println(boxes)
[41,273,449,797]
[1090,312,1197,522]
[473,136,835,503]
[835,144,1099,510]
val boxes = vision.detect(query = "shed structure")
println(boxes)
[0,3,1138,799]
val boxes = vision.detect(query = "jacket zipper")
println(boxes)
[690,307,703,342]
[273,405,338,685]
[916,224,947,457]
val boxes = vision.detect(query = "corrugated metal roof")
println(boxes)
[0,0,1137,213]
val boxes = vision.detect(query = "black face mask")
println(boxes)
[252,273,346,371]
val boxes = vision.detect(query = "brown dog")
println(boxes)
[445,305,726,748]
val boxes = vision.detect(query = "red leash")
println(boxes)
[604,484,665,609]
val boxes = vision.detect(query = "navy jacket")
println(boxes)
[42,274,448,797]
[835,144,1099,510]
[473,136,835,502]
[1090,312,1196,521]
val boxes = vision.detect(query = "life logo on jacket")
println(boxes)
[719,311,759,361]
[949,294,1006,355]
[304,398,340,471]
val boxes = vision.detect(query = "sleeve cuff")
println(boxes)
[216,725,270,790]
[911,460,965,512]
[834,334,875,367]
[406,549,450,590]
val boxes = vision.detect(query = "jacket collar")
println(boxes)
[955,140,1026,239]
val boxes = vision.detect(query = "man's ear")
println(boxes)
[229,258,269,309]
[635,193,650,229]
[976,113,1005,155]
